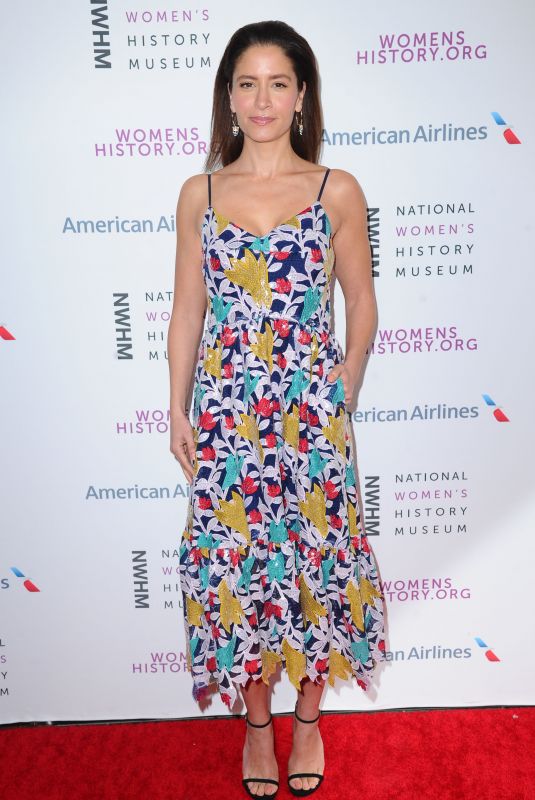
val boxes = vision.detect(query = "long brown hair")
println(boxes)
[204,20,323,172]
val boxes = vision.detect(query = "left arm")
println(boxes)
[326,170,377,404]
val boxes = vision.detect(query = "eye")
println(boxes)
[274,82,288,88]
[239,81,253,88]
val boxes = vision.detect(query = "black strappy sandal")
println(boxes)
[287,703,324,797]
[242,712,279,799]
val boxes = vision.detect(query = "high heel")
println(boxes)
[287,702,324,797]
[242,712,279,798]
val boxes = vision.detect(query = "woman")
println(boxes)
[168,20,385,799]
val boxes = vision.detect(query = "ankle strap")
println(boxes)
[245,712,273,728]
[294,703,321,723]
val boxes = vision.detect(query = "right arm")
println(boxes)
[167,174,207,484]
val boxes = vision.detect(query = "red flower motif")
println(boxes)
[242,331,250,345]
[216,548,225,558]
[298,329,312,345]
[199,411,216,430]
[325,480,338,499]
[320,332,330,345]
[357,679,367,691]
[224,415,235,429]
[307,411,319,426]
[330,514,342,530]
[316,658,328,672]
[275,276,292,292]
[260,574,268,587]
[272,399,280,412]
[351,536,360,550]
[288,529,300,542]
[248,508,262,524]
[310,248,322,263]
[298,437,309,453]
[318,364,324,377]
[209,256,221,270]
[267,483,281,497]
[299,401,309,421]
[230,549,240,566]
[378,639,386,652]
[206,657,217,672]
[264,601,283,618]
[248,613,258,626]
[274,319,290,338]
[278,462,287,481]
[198,496,212,510]
[361,536,370,553]
[308,548,321,567]
[211,624,221,639]
[265,432,277,448]
[336,548,346,561]
[277,353,287,369]
[241,475,258,494]
[191,547,202,565]
[255,397,274,417]
[245,659,259,674]
[221,692,232,707]
[221,327,237,346]
[343,617,353,633]
[223,362,234,378]
[273,251,291,261]
[201,446,216,461]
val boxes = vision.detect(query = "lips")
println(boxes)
[250,117,275,124]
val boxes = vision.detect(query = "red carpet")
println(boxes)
[2,706,534,800]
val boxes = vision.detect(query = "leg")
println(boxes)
[287,677,326,793]
[241,677,279,797]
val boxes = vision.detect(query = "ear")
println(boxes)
[296,80,306,112]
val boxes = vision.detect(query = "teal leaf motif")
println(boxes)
[267,551,285,583]
[197,531,215,549]
[237,556,255,592]
[269,519,288,543]
[200,565,210,590]
[212,295,233,324]
[345,463,356,488]
[251,235,271,253]
[285,369,309,403]
[299,287,321,325]
[309,447,329,479]
[351,637,370,664]
[244,368,261,403]
[190,635,200,657]
[216,635,237,671]
[321,558,335,589]
[222,453,245,490]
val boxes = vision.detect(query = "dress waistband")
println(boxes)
[206,308,332,335]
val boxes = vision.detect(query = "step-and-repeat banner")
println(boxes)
[2,1,534,723]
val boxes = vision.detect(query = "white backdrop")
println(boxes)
[2,0,535,724]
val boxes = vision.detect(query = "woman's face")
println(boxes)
[228,44,306,142]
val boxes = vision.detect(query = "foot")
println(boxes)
[242,715,279,797]
[287,708,324,793]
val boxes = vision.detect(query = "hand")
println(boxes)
[170,411,196,485]
[326,361,356,406]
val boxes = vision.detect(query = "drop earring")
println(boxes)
[231,111,240,137]
[298,110,303,136]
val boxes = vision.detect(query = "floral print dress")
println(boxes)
[179,168,386,709]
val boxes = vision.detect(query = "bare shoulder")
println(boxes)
[326,167,367,209]
[175,172,210,233]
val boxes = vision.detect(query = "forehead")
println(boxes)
[233,44,295,77]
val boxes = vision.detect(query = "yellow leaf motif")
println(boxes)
[360,577,383,607]
[323,245,335,281]
[282,403,300,450]
[299,573,328,626]
[186,594,204,627]
[282,638,307,691]
[204,338,222,379]
[299,483,328,538]
[309,333,319,382]
[213,490,251,543]
[236,412,265,464]
[218,578,245,633]
[322,409,346,455]
[327,648,353,687]
[348,500,360,539]
[284,215,302,230]
[249,323,274,373]
[346,580,365,631]
[227,249,273,307]
[214,210,230,236]
[261,650,282,685]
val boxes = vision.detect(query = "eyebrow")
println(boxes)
[235,73,292,81]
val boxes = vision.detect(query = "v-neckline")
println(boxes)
[204,200,328,240]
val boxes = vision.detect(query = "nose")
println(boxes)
[255,83,272,110]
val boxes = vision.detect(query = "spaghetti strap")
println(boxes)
[317,167,331,201]
[207,172,212,207]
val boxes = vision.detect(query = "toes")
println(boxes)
[289,777,303,790]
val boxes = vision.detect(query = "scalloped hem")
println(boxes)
[189,652,383,710]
